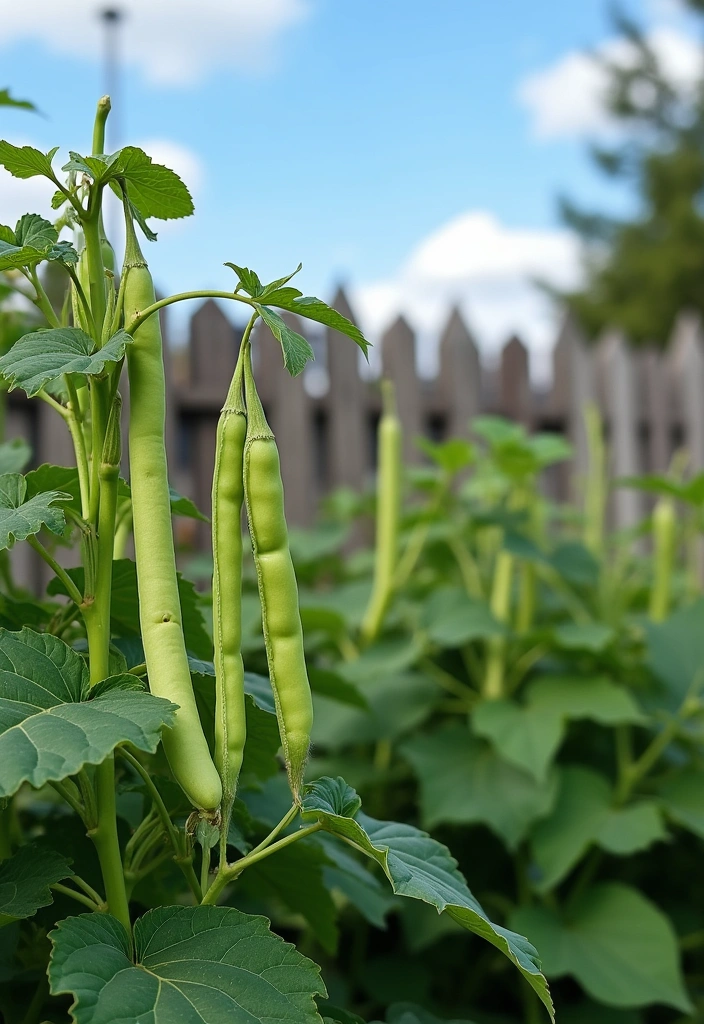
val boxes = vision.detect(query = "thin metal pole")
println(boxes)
[100,8,123,151]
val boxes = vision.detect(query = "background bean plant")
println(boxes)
[0,97,554,1024]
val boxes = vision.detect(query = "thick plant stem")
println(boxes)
[113,504,132,560]
[483,550,513,700]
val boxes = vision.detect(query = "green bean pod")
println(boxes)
[122,229,222,813]
[243,347,312,798]
[360,379,402,645]
[212,359,247,819]
[650,496,676,623]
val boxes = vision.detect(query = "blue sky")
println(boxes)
[0,0,699,376]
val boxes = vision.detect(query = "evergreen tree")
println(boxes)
[561,3,704,343]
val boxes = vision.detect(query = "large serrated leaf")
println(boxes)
[0,473,71,549]
[0,240,48,272]
[302,776,554,1021]
[0,627,176,797]
[0,327,132,397]
[0,141,58,180]
[14,213,57,249]
[49,905,326,1023]
[264,291,370,357]
[108,145,194,220]
[0,843,72,927]
[255,303,315,377]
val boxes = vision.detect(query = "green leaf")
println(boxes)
[168,485,208,522]
[258,263,303,298]
[0,439,31,475]
[510,884,691,1012]
[473,700,562,785]
[0,327,132,397]
[0,240,49,272]
[644,599,704,709]
[531,767,613,891]
[224,263,264,297]
[552,621,616,652]
[24,463,83,516]
[531,767,666,891]
[14,213,56,249]
[308,666,367,709]
[49,905,327,1022]
[312,671,435,751]
[657,769,704,839]
[302,776,554,1021]
[0,473,71,550]
[548,542,599,587]
[0,627,176,797]
[422,586,504,648]
[48,559,212,660]
[598,802,666,856]
[527,675,646,727]
[108,146,194,220]
[0,844,72,927]
[263,291,370,357]
[46,239,79,266]
[255,303,315,376]
[0,90,36,112]
[401,725,557,848]
[317,833,395,929]
[416,437,474,474]
[0,141,58,180]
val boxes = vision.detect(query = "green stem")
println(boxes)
[65,376,91,519]
[88,380,110,526]
[202,823,323,905]
[83,213,107,345]
[515,561,536,634]
[447,533,483,598]
[26,536,83,605]
[117,746,202,902]
[50,779,86,820]
[28,267,60,328]
[92,95,111,155]
[66,265,98,339]
[36,388,69,421]
[616,718,680,803]
[89,756,130,934]
[71,873,105,906]
[124,290,256,335]
[51,881,102,912]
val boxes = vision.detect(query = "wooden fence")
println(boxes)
[6,288,704,587]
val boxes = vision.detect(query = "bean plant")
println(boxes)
[0,98,552,1023]
[293,408,704,1022]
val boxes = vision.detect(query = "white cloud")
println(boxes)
[352,211,581,384]
[0,0,311,86]
[518,26,703,139]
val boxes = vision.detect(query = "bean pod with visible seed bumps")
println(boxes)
[242,344,312,798]
[122,213,222,813]
[212,355,247,823]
